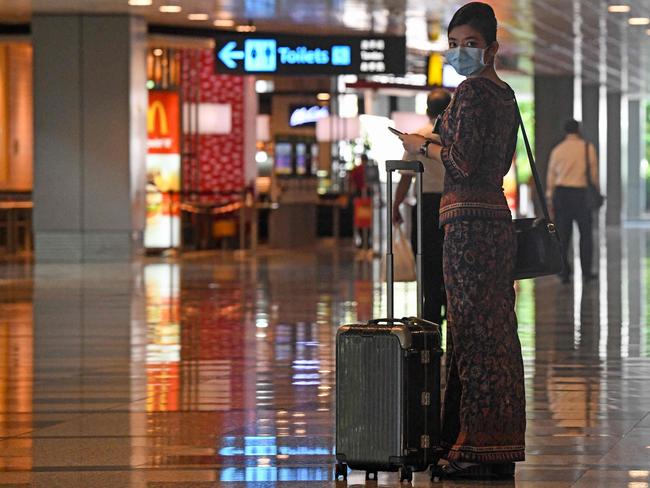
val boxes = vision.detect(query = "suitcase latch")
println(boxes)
[421,350,430,364]
[421,435,430,449]
[421,392,431,406]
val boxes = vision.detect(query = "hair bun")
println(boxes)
[447,2,498,44]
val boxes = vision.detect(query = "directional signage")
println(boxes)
[215,33,406,75]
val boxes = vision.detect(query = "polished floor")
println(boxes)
[0,227,650,487]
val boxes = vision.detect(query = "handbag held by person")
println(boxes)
[512,106,566,280]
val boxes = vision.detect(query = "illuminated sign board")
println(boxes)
[215,34,406,75]
[289,105,329,127]
[146,90,181,250]
[148,91,180,154]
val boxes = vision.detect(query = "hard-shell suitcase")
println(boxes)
[335,160,443,483]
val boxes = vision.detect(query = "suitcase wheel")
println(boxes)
[431,465,442,483]
[335,462,348,481]
[365,470,378,481]
[399,466,413,483]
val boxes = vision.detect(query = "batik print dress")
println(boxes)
[437,76,526,464]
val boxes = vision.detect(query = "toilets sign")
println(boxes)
[215,34,406,75]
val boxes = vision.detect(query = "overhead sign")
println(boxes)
[215,34,406,75]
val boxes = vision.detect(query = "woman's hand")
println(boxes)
[392,203,403,225]
[400,133,426,155]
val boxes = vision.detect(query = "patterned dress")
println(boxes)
[438,77,526,463]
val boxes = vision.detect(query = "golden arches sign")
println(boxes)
[147,100,169,135]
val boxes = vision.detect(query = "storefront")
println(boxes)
[206,31,409,248]
[0,40,33,256]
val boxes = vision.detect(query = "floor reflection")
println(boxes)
[0,229,649,486]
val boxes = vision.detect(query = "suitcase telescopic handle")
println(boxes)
[368,318,406,326]
[385,159,424,320]
[386,160,424,173]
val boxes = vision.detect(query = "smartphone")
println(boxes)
[387,126,404,137]
[432,115,442,134]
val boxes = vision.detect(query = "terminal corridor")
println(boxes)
[1,228,650,487]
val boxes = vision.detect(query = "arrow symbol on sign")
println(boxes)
[218,41,245,69]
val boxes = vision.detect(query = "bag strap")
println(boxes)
[585,140,594,187]
[514,100,552,222]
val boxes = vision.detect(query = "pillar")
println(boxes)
[581,84,599,148]
[603,6,626,226]
[32,15,147,262]
[625,100,643,220]
[606,93,623,226]
[533,76,574,184]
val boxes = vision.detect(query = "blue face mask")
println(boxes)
[444,47,487,76]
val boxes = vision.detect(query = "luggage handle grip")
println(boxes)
[386,160,424,173]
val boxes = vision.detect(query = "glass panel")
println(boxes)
[641,101,650,213]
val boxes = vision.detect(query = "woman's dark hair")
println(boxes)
[447,2,497,45]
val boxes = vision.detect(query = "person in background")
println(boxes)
[349,154,374,250]
[392,88,452,326]
[400,2,525,479]
[349,153,370,197]
[546,119,599,284]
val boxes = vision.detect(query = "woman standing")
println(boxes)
[400,2,526,479]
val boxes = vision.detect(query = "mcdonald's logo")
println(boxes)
[148,100,169,136]
[148,90,180,155]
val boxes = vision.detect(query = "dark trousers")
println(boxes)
[410,193,446,325]
[553,186,593,277]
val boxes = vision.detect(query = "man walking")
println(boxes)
[546,119,600,283]
[392,88,451,325]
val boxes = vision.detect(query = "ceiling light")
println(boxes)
[128,0,152,5]
[629,17,650,25]
[316,93,331,101]
[607,5,631,13]
[236,24,256,32]
[188,13,209,21]
[214,19,235,27]
[159,5,182,13]
[153,48,163,56]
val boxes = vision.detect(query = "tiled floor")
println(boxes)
[1,227,650,487]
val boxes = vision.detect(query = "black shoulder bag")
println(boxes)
[585,141,605,210]
[512,106,566,280]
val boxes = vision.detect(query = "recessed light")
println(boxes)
[608,5,631,13]
[188,13,209,21]
[128,0,152,5]
[629,17,650,25]
[153,48,163,56]
[316,93,331,101]
[236,24,256,32]
[159,5,182,13]
[214,19,236,27]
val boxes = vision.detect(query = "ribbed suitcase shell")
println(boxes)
[335,318,442,475]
